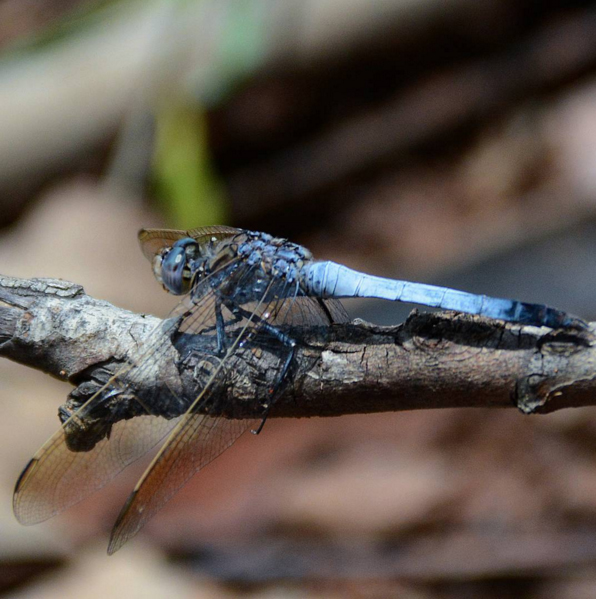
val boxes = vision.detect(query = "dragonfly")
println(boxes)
[13,226,587,554]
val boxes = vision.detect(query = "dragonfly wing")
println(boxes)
[138,229,188,261]
[106,273,308,552]
[14,413,183,526]
[280,297,349,326]
[107,413,258,554]
[13,260,241,525]
[16,236,346,549]
[138,227,241,262]
[322,298,349,324]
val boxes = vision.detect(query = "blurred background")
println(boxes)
[1,0,596,597]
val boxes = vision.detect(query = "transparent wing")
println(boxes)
[14,414,183,526]
[138,228,187,261]
[107,279,345,552]
[13,258,243,526]
[138,226,241,262]
[107,413,259,554]
[282,297,349,326]
[323,298,350,324]
[15,232,348,548]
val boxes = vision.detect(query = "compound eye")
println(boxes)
[161,245,189,295]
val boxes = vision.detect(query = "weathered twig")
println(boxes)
[0,274,594,424]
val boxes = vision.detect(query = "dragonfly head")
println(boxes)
[154,237,200,295]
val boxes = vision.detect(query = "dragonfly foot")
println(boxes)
[251,404,271,435]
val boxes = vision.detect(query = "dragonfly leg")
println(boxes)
[212,300,246,356]
[224,303,298,434]
[228,303,296,346]
[251,339,297,435]
[215,300,226,355]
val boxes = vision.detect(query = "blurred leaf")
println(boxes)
[152,101,228,227]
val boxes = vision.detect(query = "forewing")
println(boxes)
[107,274,309,552]
[14,413,183,526]
[138,226,241,262]
[186,225,241,241]
[138,229,188,261]
[13,259,242,526]
[107,413,258,554]
[16,237,346,549]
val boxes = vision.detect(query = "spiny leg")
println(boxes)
[252,340,296,435]
[226,302,297,434]
[215,299,226,355]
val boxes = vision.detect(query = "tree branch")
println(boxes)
[1,274,594,428]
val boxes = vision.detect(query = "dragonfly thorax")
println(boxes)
[234,231,313,289]
[195,231,314,303]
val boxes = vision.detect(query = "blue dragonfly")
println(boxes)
[13,226,587,554]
